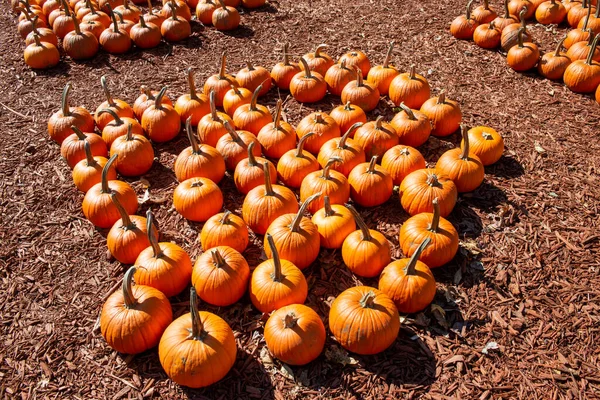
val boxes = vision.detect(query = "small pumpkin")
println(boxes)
[419,91,462,137]
[536,0,567,23]
[354,116,400,161]
[472,0,498,23]
[379,238,436,313]
[329,286,399,355]
[329,102,367,135]
[232,84,273,135]
[580,2,600,33]
[132,85,173,120]
[82,0,112,26]
[63,15,99,60]
[197,90,234,147]
[114,0,140,21]
[52,0,76,39]
[300,44,334,76]
[300,157,350,214]
[203,52,240,107]
[192,246,250,306]
[271,43,300,90]
[161,2,191,41]
[141,86,181,143]
[507,27,541,71]
[566,28,600,61]
[200,211,249,253]
[60,126,107,169]
[234,142,277,194]
[26,23,59,47]
[242,162,299,235]
[367,41,400,95]
[216,121,262,171]
[500,9,531,52]
[144,0,165,26]
[134,210,193,297]
[296,111,341,155]
[276,132,319,188]
[450,0,480,39]
[113,9,135,33]
[566,15,593,49]
[568,0,595,28]
[223,85,252,117]
[348,156,393,207]
[381,145,426,186]
[264,304,326,366]
[101,267,173,354]
[196,0,217,24]
[175,68,211,126]
[324,59,357,96]
[311,195,356,249]
[538,36,572,80]
[130,14,161,48]
[290,57,327,103]
[317,122,366,177]
[492,0,519,30]
[388,65,431,109]
[110,123,154,176]
[340,66,381,112]
[161,0,191,21]
[158,287,236,388]
[174,177,224,222]
[99,7,132,54]
[212,0,239,30]
[249,233,308,313]
[466,125,504,165]
[72,140,116,192]
[236,61,272,97]
[80,19,105,39]
[23,33,60,70]
[508,0,535,19]
[399,169,458,217]
[97,108,144,147]
[390,102,431,148]
[473,20,501,48]
[338,49,370,78]
[95,75,134,131]
[257,99,296,159]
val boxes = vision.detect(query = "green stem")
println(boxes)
[383,41,394,68]
[100,75,115,106]
[189,287,207,340]
[83,140,97,167]
[399,102,416,120]
[263,161,274,196]
[111,192,133,228]
[61,83,72,116]
[97,108,124,125]
[246,141,258,167]
[185,116,200,154]
[321,156,342,179]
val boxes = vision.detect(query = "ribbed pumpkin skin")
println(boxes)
[173,178,224,222]
[110,134,154,176]
[197,112,233,147]
[348,160,394,207]
[276,149,319,188]
[329,103,367,135]
[48,85,95,145]
[450,15,479,39]
[216,130,262,171]
[467,126,504,165]
[399,214,459,268]
[311,202,356,249]
[420,95,462,137]
[107,215,157,264]
[329,286,400,355]
[101,285,173,354]
[192,246,250,306]
[174,144,226,183]
[249,258,308,314]
[300,47,334,76]
[223,87,252,117]
[61,132,108,169]
[133,90,173,121]
[200,212,249,253]
[342,229,391,278]
[289,70,327,103]
[264,304,326,366]
[265,214,320,270]
[242,185,298,235]
[379,257,436,314]
[388,69,431,109]
[271,60,300,90]
[354,118,399,160]
[100,117,144,148]
[299,169,350,214]
[159,311,237,388]
[236,64,272,96]
[436,149,485,193]
[234,156,277,195]
[257,121,297,160]
[340,79,380,113]
[317,136,366,177]
[338,50,371,77]
[82,181,138,228]
[141,103,181,143]
[538,49,572,80]
[233,104,273,135]
[507,41,540,72]
[381,145,427,186]
[324,62,357,96]
[296,112,341,155]
[563,60,600,93]
[72,156,116,193]
[399,169,458,217]
[134,243,193,297]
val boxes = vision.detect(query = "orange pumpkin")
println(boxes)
[300,44,334,76]
[340,66,381,112]
[276,132,319,188]
[388,65,431,109]
[197,90,233,147]
[564,33,600,92]
[354,116,399,160]
[203,52,240,107]
[300,157,350,214]
[311,195,356,249]
[566,28,600,61]
[466,126,505,165]
[223,85,252,117]
[338,49,370,77]
[295,111,341,155]
[473,20,502,49]
[290,57,327,103]
[348,156,393,207]
[257,99,296,159]
[492,0,519,30]
[538,36,572,80]
[450,0,480,39]
[317,122,366,177]
[324,59,357,96]
[472,0,498,23]
[97,108,144,147]
[236,61,272,97]
[199,211,249,253]
[234,142,277,194]
[536,0,567,23]
[232,84,273,135]
[95,75,134,131]
[507,28,541,72]
[48,83,95,145]
[212,0,240,31]
[60,126,107,169]
[399,169,458,217]
[160,3,191,42]
[420,91,462,137]
[72,140,116,192]
[270,43,300,90]
[381,145,426,186]
[141,86,181,143]
[132,85,173,121]
[216,121,261,171]
[63,15,99,60]
[109,123,154,176]
[390,103,431,148]
[367,41,400,95]
[175,67,210,125]
[329,102,367,136]
[173,177,223,222]
[500,9,531,51]
[99,8,131,54]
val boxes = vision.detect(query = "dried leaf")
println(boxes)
[259,346,274,369]
[482,341,500,355]
[431,304,448,329]
[280,364,294,380]
[534,142,546,154]
[324,346,358,367]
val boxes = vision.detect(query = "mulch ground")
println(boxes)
[1,0,599,398]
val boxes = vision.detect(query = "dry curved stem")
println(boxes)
[383,41,395,68]
[346,204,372,241]
[429,198,441,232]
[290,192,321,232]
[211,248,227,268]
[223,120,244,145]
[146,209,162,258]
[218,52,227,79]
[111,192,133,228]
[208,90,221,122]
[168,2,178,20]
[460,125,470,160]
[298,57,312,79]
[338,122,363,149]
[266,233,283,282]
[97,108,124,125]
[517,27,526,49]
[122,266,137,308]
[273,99,283,129]
[60,83,73,116]
[82,139,97,167]
[405,237,431,275]
[355,66,364,86]
[438,91,447,104]
[71,126,87,141]
[323,195,335,217]
[249,84,262,111]
[109,7,121,32]
[101,154,117,193]
[185,116,201,154]
[189,287,207,341]
[100,75,116,106]
[154,87,168,109]
[586,33,600,65]
[71,14,82,34]
[295,132,314,157]
[399,102,416,120]
[374,115,385,130]
[186,67,198,99]
[282,43,290,65]
[466,0,475,20]
[366,155,378,173]
[359,290,376,308]
[314,44,327,58]
[284,313,297,329]
[426,172,442,188]
[246,141,258,167]
[262,161,274,196]
[219,210,232,224]
[321,156,343,179]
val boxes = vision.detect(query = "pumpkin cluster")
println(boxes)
[451,0,600,102]
[15,0,265,69]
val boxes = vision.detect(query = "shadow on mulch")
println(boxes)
[221,25,255,39]
[35,61,71,77]
[242,3,278,13]
[485,155,525,179]
[447,201,483,239]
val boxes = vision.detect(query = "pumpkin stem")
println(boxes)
[519,8,526,27]
[111,192,133,229]
[262,161,274,196]
[154,86,167,109]
[63,0,71,16]
[298,57,312,79]
[32,32,42,46]
[71,125,87,141]
[72,14,81,34]
[110,7,121,32]
[246,141,258,167]
[340,59,347,70]
[346,204,372,241]
[366,155,378,173]
[249,84,262,111]
[554,36,567,57]
[218,52,227,79]
[343,101,353,111]
[460,125,470,160]
[426,172,442,188]
[296,132,314,157]
[223,120,244,145]
[231,84,241,96]
[141,85,155,100]
[408,64,416,80]
[283,313,298,329]
[97,108,123,125]
[185,67,198,99]
[246,61,255,71]
[503,0,510,18]
[283,43,290,65]
[438,91,446,104]
[583,3,592,29]
[100,75,115,107]
[517,27,525,48]
[290,192,321,232]
[219,210,231,224]
[358,291,376,309]
[483,0,489,10]
[338,122,363,149]
[321,156,343,179]
[211,249,227,268]
[323,196,334,217]
[266,233,283,282]
[209,90,220,121]
[189,287,207,340]
[466,0,474,20]
[273,99,283,129]
[355,66,364,87]
[122,266,137,308]
[168,2,178,20]
[429,198,441,232]
[314,44,327,57]
[217,0,226,9]
[82,140,97,167]
[101,154,117,194]
[185,116,201,154]
[586,33,600,65]
[146,209,162,258]
[399,102,416,120]
[88,0,98,14]
[146,0,153,13]
[383,41,394,68]
[314,113,326,124]
[190,179,204,188]
[596,1,600,18]
[489,20,496,30]
[404,237,431,276]
[374,115,385,130]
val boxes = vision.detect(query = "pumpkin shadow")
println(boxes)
[221,25,255,39]
[35,61,71,77]
[242,3,278,13]
[485,155,525,179]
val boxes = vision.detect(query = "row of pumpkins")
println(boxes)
[47,52,504,387]
[451,0,600,101]
[16,0,263,69]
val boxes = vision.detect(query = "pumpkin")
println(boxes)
[82,154,139,228]
[257,99,296,159]
[508,0,535,19]
[200,211,249,253]
[80,19,105,39]
[101,267,173,354]
[99,7,131,54]
[338,49,370,78]
[161,0,191,21]
[466,126,504,165]
[216,121,261,171]
[197,90,233,147]
[48,6,66,29]
[95,75,134,131]
[367,41,400,95]
[507,27,541,71]
[234,142,277,194]
[144,0,165,26]
[196,0,217,24]
[98,0,124,13]
[113,9,135,33]
[232,84,273,135]
[290,57,327,103]
[264,304,326,366]
[25,24,59,47]
[242,162,298,235]
[379,238,436,313]
[82,1,112,27]
[450,0,479,39]
[158,287,236,388]
[399,169,458,217]
[340,67,380,112]
[43,0,60,16]
[276,132,319,188]
[23,34,60,70]
[130,14,161,48]
[420,91,462,137]
[311,195,356,249]
[564,33,600,92]
[141,86,181,142]
[536,0,567,23]
[317,122,366,177]
[132,85,173,120]
[500,9,532,52]
[473,0,498,23]
[174,117,226,183]
[473,20,501,48]
[109,123,154,176]
[354,116,399,160]
[538,36,572,79]
[492,0,520,30]
[60,126,107,169]
[161,2,191,41]
[300,157,350,214]
[388,65,431,109]
[264,193,321,270]
[300,44,334,76]
[296,111,340,155]
[72,140,116,192]
[566,18,592,49]
[324,59,357,96]
[400,198,459,268]
[223,85,252,117]
[107,192,156,263]
[134,210,193,297]
[236,62,272,97]
[249,234,308,313]
[52,0,76,39]
[212,0,239,30]
[18,9,41,39]
[192,246,250,306]
[175,68,210,125]
[390,103,431,148]
[97,108,143,147]
[329,286,399,355]
[566,28,600,60]
[329,102,367,135]
[568,0,595,27]
[580,3,600,33]
[348,156,393,207]
[114,0,139,21]
[203,52,240,107]
[174,177,223,222]
[271,43,300,90]
[381,145,426,186]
